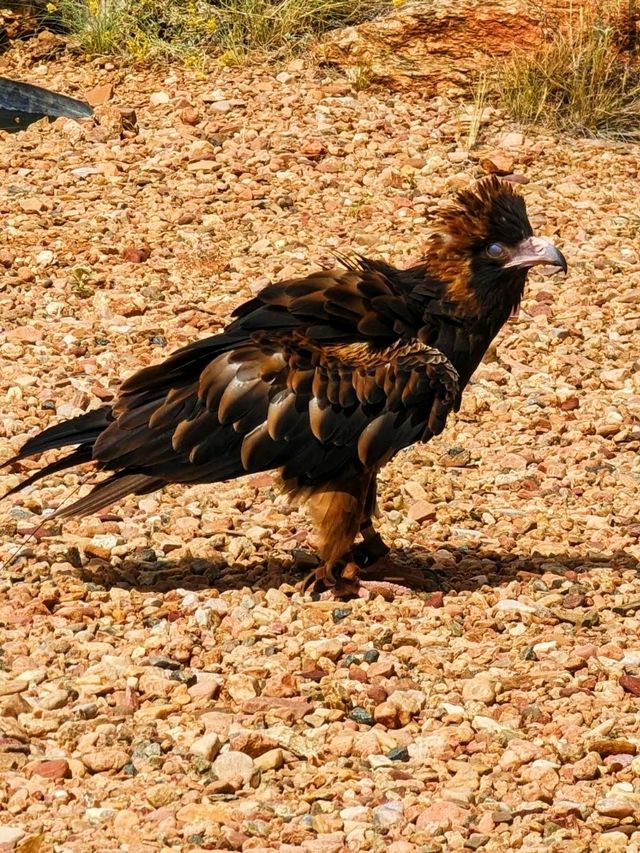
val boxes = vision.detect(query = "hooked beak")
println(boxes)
[503,236,567,274]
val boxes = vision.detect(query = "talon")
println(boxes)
[340,561,360,582]
[299,560,343,596]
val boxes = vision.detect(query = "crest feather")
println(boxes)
[434,175,533,247]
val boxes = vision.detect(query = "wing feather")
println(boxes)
[7,260,459,518]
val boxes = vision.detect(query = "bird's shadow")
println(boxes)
[74,543,638,597]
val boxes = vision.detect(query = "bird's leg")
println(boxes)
[347,477,418,598]
[290,548,320,575]
[297,473,369,596]
[296,472,439,600]
[300,558,341,593]
[354,529,450,595]
[351,475,390,566]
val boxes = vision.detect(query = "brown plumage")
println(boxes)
[2,176,566,594]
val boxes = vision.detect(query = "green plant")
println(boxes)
[47,0,388,63]
[69,264,94,297]
[50,0,219,61]
[345,62,374,91]
[496,1,640,140]
[213,0,383,55]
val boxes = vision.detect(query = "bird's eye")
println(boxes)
[486,242,506,259]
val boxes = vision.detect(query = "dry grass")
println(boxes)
[46,0,387,63]
[495,1,640,140]
[465,71,488,149]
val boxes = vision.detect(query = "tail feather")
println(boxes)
[53,473,162,519]
[5,407,112,466]
[3,445,94,499]
[2,407,113,500]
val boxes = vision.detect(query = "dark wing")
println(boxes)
[51,335,458,518]
[226,260,424,343]
[95,260,427,422]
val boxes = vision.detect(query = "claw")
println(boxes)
[299,560,342,596]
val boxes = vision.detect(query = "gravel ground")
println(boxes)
[1,38,640,853]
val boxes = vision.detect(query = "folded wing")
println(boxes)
[45,334,458,518]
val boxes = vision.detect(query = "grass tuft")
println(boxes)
[45,0,387,64]
[494,1,640,140]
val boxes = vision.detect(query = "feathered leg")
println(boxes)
[301,473,370,592]
[352,475,390,566]
[292,473,442,599]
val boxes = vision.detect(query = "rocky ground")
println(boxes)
[1,26,640,853]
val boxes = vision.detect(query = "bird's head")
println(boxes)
[424,175,567,322]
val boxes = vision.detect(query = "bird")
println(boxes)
[2,175,566,596]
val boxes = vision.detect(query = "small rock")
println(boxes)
[229,731,278,757]
[349,707,375,726]
[388,844,414,853]
[620,675,640,696]
[591,739,637,758]
[387,689,426,722]
[149,91,170,105]
[253,748,284,772]
[226,673,259,702]
[499,131,525,148]
[19,198,46,214]
[495,599,536,614]
[212,751,255,785]
[35,250,54,267]
[374,702,399,728]
[372,802,404,829]
[38,689,70,711]
[440,447,471,467]
[188,674,220,701]
[304,638,343,661]
[388,745,410,761]
[466,834,490,850]
[86,807,117,823]
[0,827,25,846]
[146,783,178,808]
[121,246,151,264]
[29,759,70,780]
[572,752,601,780]
[416,801,468,831]
[85,83,113,106]
[595,798,635,818]
[0,680,29,698]
[190,732,221,762]
[480,151,515,175]
[408,500,438,523]
[82,748,129,773]
[176,802,231,824]
[180,106,201,125]
[462,674,497,705]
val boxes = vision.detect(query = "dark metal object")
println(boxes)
[0,75,92,131]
